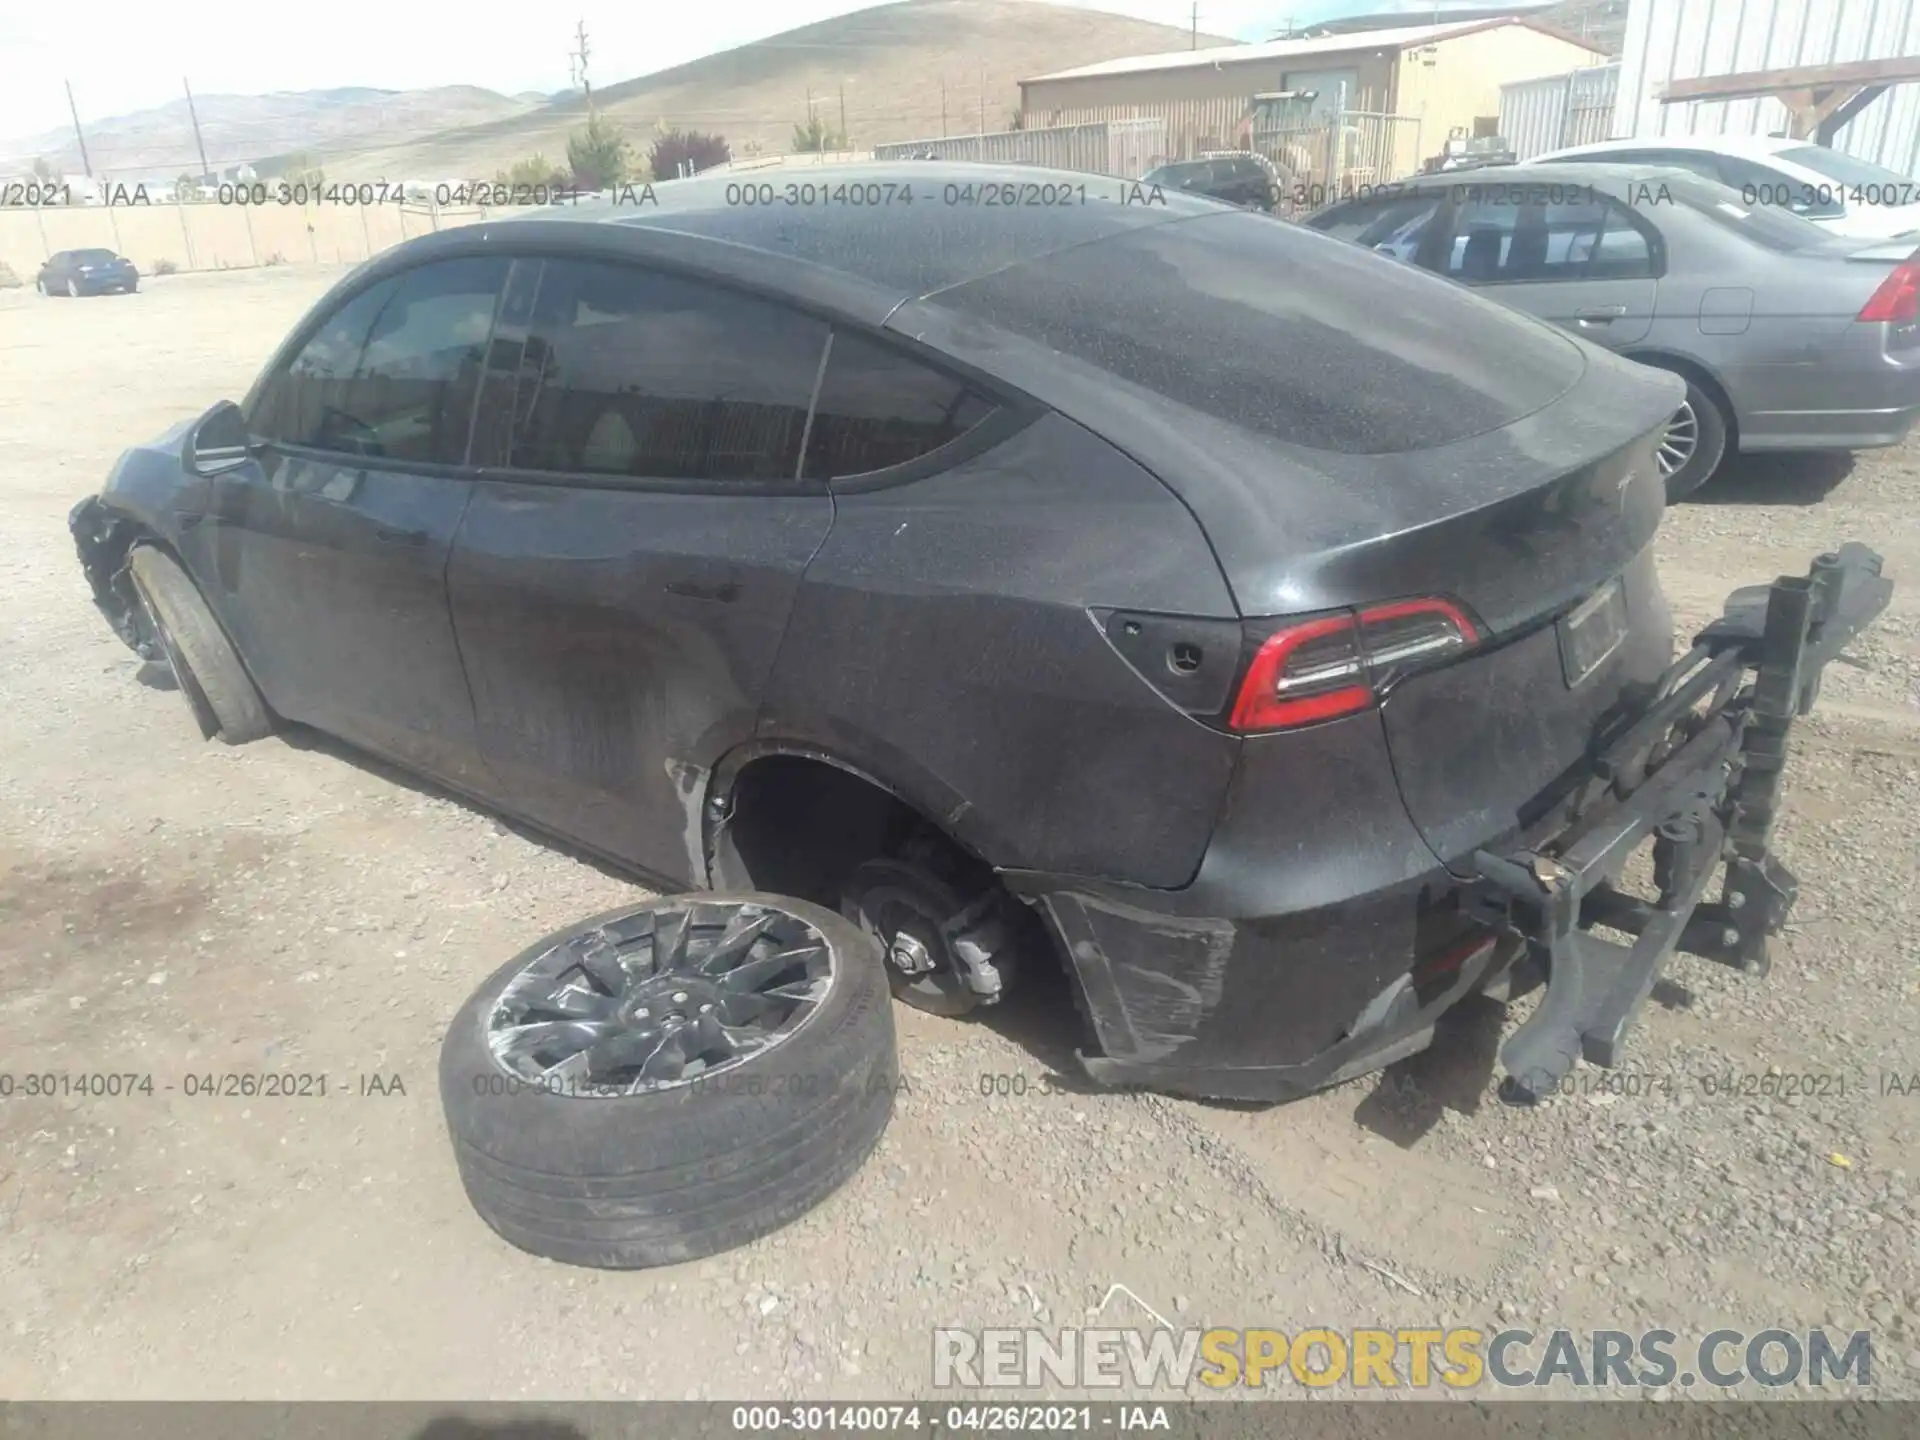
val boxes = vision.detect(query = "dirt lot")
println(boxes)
[2,265,1917,1402]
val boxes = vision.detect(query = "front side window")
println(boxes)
[508,260,829,483]
[803,330,999,481]
[253,256,507,464]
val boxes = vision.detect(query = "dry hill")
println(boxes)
[327,0,1236,180]
[0,86,535,181]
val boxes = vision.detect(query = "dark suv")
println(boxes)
[71,163,1889,1104]
[1141,154,1280,210]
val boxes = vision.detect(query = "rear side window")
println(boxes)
[1309,193,1442,262]
[938,208,1584,455]
[803,330,998,480]
[1443,196,1654,282]
[508,259,829,483]
[254,257,507,464]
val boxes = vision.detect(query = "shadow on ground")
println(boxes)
[277,723,641,890]
[1688,449,1855,506]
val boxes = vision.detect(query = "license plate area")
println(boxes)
[1559,576,1628,688]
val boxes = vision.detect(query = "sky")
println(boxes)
[0,0,1525,144]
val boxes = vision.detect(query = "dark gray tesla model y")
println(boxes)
[71,163,1891,1104]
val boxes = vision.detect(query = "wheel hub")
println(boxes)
[888,932,937,976]
[1656,399,1698,477]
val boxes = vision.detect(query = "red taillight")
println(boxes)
[1859,260,1920,324]
[1229,597,1480,734]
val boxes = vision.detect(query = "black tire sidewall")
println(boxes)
[438,893,898,1266]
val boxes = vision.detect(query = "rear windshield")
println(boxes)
[937,209,1585,454]
[73,249,119,263]
[1778,144,1912,190]
[1646,171,1832,252]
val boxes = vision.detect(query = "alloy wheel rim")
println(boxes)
[486,899,835,1095]
[1656,400,1698,477]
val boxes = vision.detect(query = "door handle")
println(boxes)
[1574,305,1628,322]
[374,526,428,547]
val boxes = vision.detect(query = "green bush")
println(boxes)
[494,154,573,190]
[567,112,632,189]
[791,115,848,153]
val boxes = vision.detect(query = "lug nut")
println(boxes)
[1728,891,1746,908]
[1720,927,1740,947]
[672,991,689,1003]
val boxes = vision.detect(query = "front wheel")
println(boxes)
[1653,378,1729,502]
[126,546,273,743]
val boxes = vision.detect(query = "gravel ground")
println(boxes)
[1,265,1916,1402]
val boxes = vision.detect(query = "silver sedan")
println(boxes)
[1304,161,1920,498]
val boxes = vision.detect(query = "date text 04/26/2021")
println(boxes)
[0,1071,407,1099]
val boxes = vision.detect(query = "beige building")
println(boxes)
[1020,18,1608,182]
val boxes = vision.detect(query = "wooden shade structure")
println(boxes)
[1657,57,1920,145]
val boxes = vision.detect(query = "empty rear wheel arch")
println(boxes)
[706,752,1053,1014]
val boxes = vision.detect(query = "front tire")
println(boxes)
[126,546,273,744]
[439,894,898,1269]
[1652,375,1729,502]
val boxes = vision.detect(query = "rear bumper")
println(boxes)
[1732,340,1920,451]
[1015,545,1892,1103]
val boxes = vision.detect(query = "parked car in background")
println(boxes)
[1532,135,1920,240]
[37,248,139,296]
[68,162,1888,1114]
[1141,153,1281,210]
[1305,161,1920,498]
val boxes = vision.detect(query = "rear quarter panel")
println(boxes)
[758,413,1242,888]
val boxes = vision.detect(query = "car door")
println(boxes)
[446,256,836,885]
[201,254,509,788]
[1433,191,1658,347]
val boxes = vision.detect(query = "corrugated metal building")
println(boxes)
[1614,0,1920,174]
[1502,61,1623,157]
[1019,18,1607,177]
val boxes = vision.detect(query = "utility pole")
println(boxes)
[182,78,212,182]
[65,81,94,178]
[941,77,948,137]
[1191,2,1198,49]
[978,65,986,134]
[839,82,847,147]
[571,19,593,108]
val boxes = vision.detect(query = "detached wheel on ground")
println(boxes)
[125,545,273,744]
[439,893,898,1270]
[1650,372,1730,502]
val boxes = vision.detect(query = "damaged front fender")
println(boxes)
[69,495,156,660]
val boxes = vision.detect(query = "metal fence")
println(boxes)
[872,119,1168,179]
[1249,111,1426,210]
[1501,63,1622,160]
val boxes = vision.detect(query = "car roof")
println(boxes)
[1382,159,1709,196]
[1535,133,1806,162]
[471,161,1224,304]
